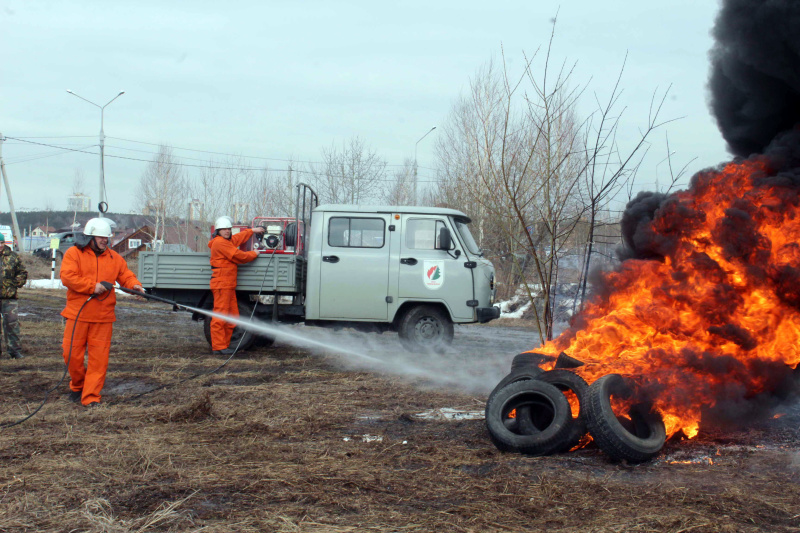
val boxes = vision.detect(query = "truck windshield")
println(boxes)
[453,218,482,256]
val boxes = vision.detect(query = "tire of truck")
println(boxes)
[485,379,572,455]
[519,369,589,452]
[397,304,454,353]
[584,374,667,463]
[202,301,257,352]
[254,334,276,348]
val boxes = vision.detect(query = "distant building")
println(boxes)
[31,226,55,237]
[67,194,92,212]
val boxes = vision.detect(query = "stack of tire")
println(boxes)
[485,352,667,463]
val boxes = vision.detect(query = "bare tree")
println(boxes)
[307,136,387,204]
[137,145,188,249]
[434,20,671,344]
[72,169,86,196]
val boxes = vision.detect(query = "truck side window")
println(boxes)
[328,217,385,248]
[405,219,452,250]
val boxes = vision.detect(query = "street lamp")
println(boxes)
[66,89,125,217]
[413,126,436,204]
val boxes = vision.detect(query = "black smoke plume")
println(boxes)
[709,0,800,157]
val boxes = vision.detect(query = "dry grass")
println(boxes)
[0,290,799,532]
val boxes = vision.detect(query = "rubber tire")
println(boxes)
[397,305,454,353]
[485,379,573,455]
[585,374,667,463]
[203,301,256,352]
[511,352,551,372]
[522,369,589,452]
[487,366,544,406]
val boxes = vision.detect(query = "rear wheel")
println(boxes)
[203,301,256,352]
[397,304,454,353]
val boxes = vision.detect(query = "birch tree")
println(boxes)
[137,145,187,248]
[308,136,387,204]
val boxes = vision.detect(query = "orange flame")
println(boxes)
[531,157,800,438]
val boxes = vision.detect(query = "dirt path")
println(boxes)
[0,289,798,532]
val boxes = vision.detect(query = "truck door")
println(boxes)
[318,214,391,320]
[398,215,474,320]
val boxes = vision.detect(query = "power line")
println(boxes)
[4,145,97,165]
[5,137,443,183]
[106,136,436,170]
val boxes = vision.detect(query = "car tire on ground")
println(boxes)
[521,369,589,452]
[485,379,573,456]
[203,301,256,352]
[510,352,552,372]
[397,304,454,353]
[487,366,545,406]
[585,373,667,463]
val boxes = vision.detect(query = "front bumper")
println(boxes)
[476,306,501,323]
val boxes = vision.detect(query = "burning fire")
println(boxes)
[532,155,800,438]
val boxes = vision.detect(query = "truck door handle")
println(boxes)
[400,257,418,265]
[322,255,340,263]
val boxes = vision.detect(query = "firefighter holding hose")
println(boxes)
[60,218,144,408]
[208,217,265,355]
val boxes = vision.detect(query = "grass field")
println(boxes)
[1,289,799,532]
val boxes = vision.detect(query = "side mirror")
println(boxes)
[437,227,452,251]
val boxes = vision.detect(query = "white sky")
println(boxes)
[1,0,728,215]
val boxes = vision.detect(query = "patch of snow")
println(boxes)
[26,279,65,289]
[414,408,484,421]
[343,434,384,443]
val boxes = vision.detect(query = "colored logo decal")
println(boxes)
[423,260,445,290]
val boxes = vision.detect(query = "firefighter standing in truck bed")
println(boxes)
[60,218,144,408]
[0,233,28,359]
[208,217,265,355]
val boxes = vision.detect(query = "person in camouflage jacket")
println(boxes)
[0,233,27,359]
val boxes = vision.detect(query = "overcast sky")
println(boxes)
[2,0,728,215]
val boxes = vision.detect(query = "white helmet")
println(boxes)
[84,218,113,238]
[214,216,233,230]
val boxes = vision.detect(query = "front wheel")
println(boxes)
[397,304,454,353]
[203,301,256,352]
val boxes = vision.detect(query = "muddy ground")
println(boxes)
[1,288,799,532]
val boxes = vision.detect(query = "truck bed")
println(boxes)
[138,252,304,293]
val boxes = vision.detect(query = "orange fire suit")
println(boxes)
[60,245,141,406]
[208,229,258,350]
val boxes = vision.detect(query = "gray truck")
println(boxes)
[138,187,499,352]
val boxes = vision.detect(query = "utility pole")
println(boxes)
[66,89,125,217]
[414,127,436,205]
[0,134,26,252]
